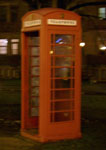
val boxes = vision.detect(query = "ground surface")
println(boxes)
[0,80,106,150]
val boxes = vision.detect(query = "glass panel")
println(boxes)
[55,35,73,44]
[54,68,71,77]
[31,47,39,56]
[54,90,71,99]
[11,43,18,50]
[11,39,19,42]
[31,67,40,76]
[31,97,39,106]
[53,101,71,111]
[12,49,18,55]
[0,47,7,54]
[54,112,71,122]
[55,57,71,66]
[0,39,8,46]
[31,107,39,116]
[31,77,39,86]
[31,57,39,66]
[31,87,39,96]
[55,46,73,55]
[54,79,71,88]
[29,37,40,46]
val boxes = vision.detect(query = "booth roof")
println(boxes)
[22,8,78,19]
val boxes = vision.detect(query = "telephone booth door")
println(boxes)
[44,29,81,140]
[21,31,40,136]
[49,31,76,123]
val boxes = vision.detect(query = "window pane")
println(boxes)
[54,68,71,77]
[31,67,40,76]
[55,46,73,55]
[31,57,40,66]
[12,43,18,50]
[31,97,39,107]
[54,90,71,99]
[99,7,106,19]
[11,39,19,42]
[0,39,8,46]
[12,49,18,55]
[54,79,71,88]
[31,87,39,96]
[54,112,71,122]
[29,37,40,46]
[55,57,71,66]
[31,47,39,56]
[31,107,39,116]
[55,35,73,44]
[0,47,7,54]
[53,101,72,111]
[31,77,39,86]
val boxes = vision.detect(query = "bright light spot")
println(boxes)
[56,38,62,43]
[50,50,53,54]
[79,42,85,47]
[100,46,106,51]
[0,39,8,46]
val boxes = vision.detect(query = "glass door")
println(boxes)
[50,33,75,123]
[26,31,40,129]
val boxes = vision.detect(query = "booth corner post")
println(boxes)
[21,8,82,142]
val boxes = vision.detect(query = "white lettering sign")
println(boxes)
[24,20,41,27]
[47,19,77,26]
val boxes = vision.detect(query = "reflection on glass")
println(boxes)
[31,47,39,56]
[55,46,72,55]
[32,57,39,66]
[54,68,70,77]
[55,79,70,88]
[31,87,39,96]
[31,77,39,86]
[55,57,71,66]
[31,67,39,76]
[31,97,39,106]
[55,35,73,44]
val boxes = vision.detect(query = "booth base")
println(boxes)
[21,129,81,143]
[21,129,40,142]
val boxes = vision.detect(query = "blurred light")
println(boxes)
[100,46,106,51]
[79,42,85,47]
[0,39,8,46]
[56,38,62,43]
[50,50,53,54]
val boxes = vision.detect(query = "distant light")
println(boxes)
[79,42,85,47]
[100,46,106,51]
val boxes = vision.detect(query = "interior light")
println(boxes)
[79,42,85,47]
[50,50,53,54]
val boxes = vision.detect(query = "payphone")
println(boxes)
[21,8,81,142]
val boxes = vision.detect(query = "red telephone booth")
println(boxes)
[21,8,81,142]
